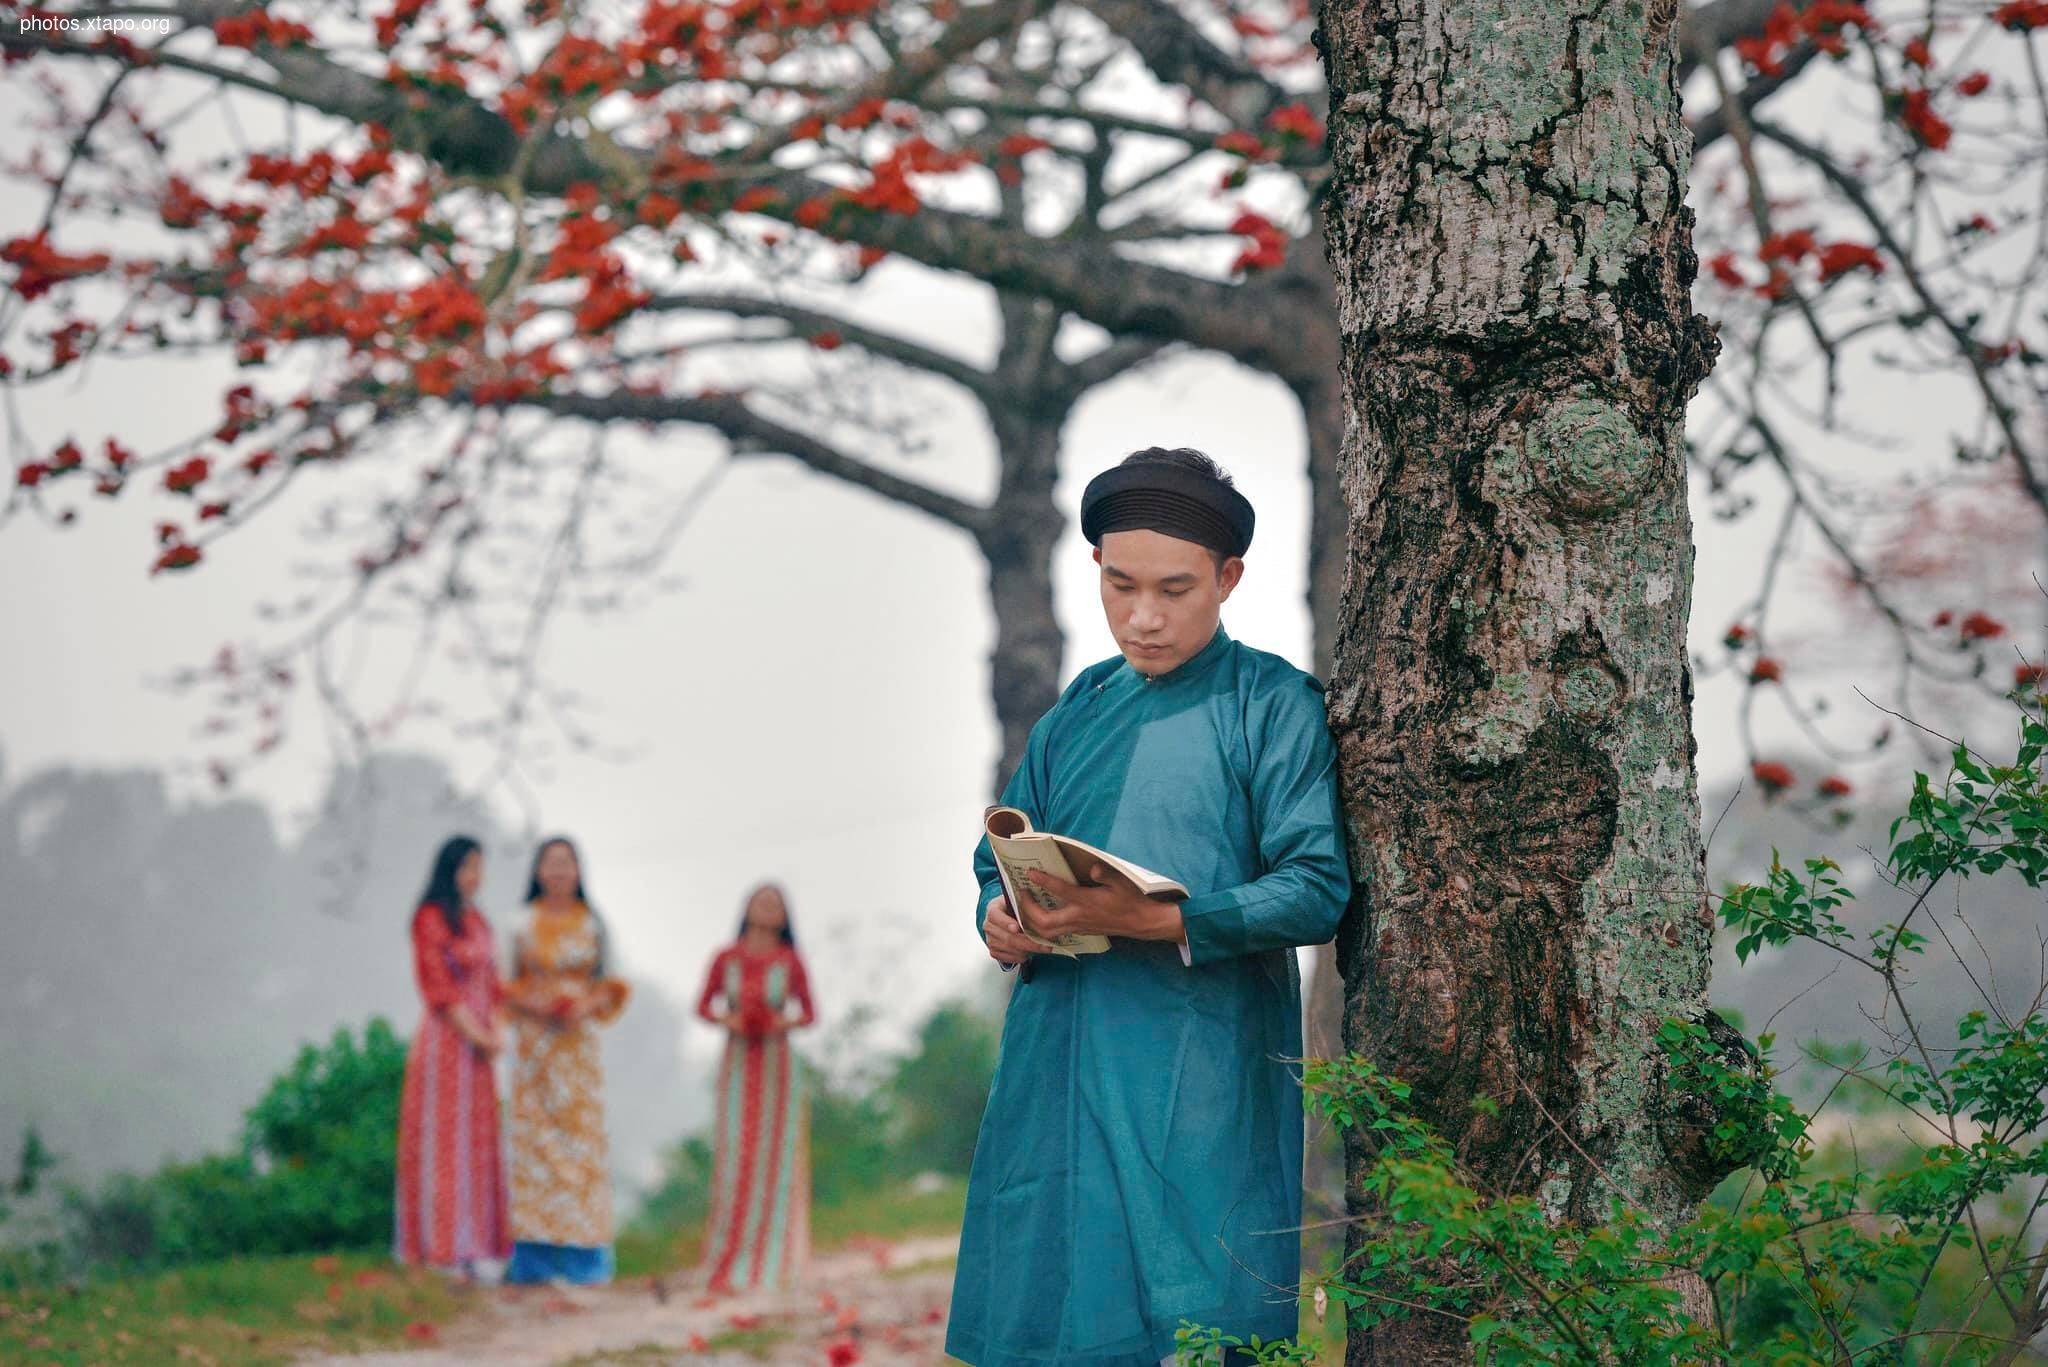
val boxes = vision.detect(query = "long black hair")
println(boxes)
[418,835,482,937]
[526,835,609,977]
[734,881,798,947]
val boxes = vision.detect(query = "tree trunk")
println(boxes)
[979,296,1071,795]
[1316,3,1722,1361]
[1286,196,1354,1263]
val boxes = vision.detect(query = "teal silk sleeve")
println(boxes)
[973,706,1055,944]
[1177,679,1351,966]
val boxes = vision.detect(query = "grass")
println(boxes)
[0,1249,470,1367]
[616,1176,969,1282]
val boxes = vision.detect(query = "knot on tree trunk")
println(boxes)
[1655,1008,1769,1202]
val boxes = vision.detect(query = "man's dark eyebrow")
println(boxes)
[1103,563,1199,586]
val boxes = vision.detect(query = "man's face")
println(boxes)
[1096,529,1243,677]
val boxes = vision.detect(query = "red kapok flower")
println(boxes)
[1957,71,1991,96]
[809,331,843,351]
[1759,228,1818,263]
[1903,36,1933,68]
[1267,103,1326,144]
[154,541,203,574]
[1214,130,1269,160]
[16,461,50,488]
[1723,623,1751,648]
[1898,89,1953,150]
[1752,760,1795,794]
[1994,1,2048,32]
[1749,657,1783,684]
[826,1338,862,1366]
[164,456,210,494]
[1817,242,1884,281]
[1818,775,1853,798]
[1959,611,2006,640]
[2016,662,2045,688]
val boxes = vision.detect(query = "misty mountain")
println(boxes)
[0,751,704,1203]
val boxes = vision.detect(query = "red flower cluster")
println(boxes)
[153,540,203,573]
[1995,1,2048,31]
[1267,103,1325,144]
[213,10,315,49]
[1228,211,1288,274]
[1749,657,1783,684]
[1959,611,2006,640]
[1752,760,1795,793]
[2017,663,2046,688]
[1816,241,1884,281]
[3,233,112,303]
[1735,2,1878,77]
[164,456,210,494]
[1215,130,1272,161]
[1897,89,1953,150]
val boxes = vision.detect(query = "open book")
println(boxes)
[983,806,1189,957]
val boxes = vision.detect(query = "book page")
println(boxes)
[986,837,1110,955]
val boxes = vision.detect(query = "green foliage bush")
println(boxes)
[1207,694,2048,1365]
[60,1019,407,1271]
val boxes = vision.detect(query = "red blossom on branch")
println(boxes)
[153,541,203,573]
[3,233,112,302]
[1267,103,1325,144]
[1752,760,1796,794]
[1748,657,1784,683]
[1706,252,1747,288]
[212,10,316,49]
[1818,775,1853,798]
[2017,663,2046,688]
[1897,89,1953,150]
[163,457,210,494]
[1817,241,1884,281]
[1994,1,2048,32]
[1214,129,1271,161]
[1228,211,1289,274]
[1959,611,2006,640]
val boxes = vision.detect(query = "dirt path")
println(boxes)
[296,1236,961,1367]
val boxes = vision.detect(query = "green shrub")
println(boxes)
[59,1018,407,1272]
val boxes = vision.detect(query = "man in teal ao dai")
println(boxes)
[946,448,1352,1367]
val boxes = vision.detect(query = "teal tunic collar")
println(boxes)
[1127,624,1232,688]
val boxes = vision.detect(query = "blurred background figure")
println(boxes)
[695,883,816,1295]
[394,835,509,1279]
[503,837,631,1286]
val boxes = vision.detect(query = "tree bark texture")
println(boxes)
[980,295,1081,796]
[1316,2,1722,1361]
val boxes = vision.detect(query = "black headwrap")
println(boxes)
[1079,461,1255,558]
